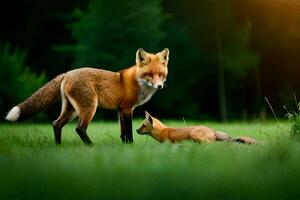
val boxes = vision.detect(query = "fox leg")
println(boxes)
[74,103,97,145]
[70,98,97,146]
[53,96,76,144]
[190,132,212,143]
[119,110,133,143]
[64,85,97,145]
[52,107,75,144]
[76,124,93,145]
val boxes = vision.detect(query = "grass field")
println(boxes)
[0,120,299,200]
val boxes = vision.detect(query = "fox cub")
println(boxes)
[136,111,256,144]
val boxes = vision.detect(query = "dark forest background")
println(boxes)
[0,0,299,121]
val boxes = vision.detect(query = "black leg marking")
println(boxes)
[76,126,93,146]
[53,120,62,145]
[119,111,133,143]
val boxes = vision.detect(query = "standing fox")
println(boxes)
[137,111,256,144]
[5,48,169,145]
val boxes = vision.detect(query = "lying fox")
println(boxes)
[136,111,256,144]
[5,48,169,145]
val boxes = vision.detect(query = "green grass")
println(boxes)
[0,120,299,200]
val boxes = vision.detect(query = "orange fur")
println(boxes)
[137,111,256,145]
[6,48,169,145]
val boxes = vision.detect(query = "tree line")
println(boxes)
[1,0,299,121]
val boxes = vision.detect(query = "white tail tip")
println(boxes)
[6,106,21,122]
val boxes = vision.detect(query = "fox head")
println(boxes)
[136,111,165,137]
[135,48,169,89]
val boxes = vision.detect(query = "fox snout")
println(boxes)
[157,84,163,89]
[152,75,165,89]
[154,83,163,89]
[147,79,164,89]
[136,128,143,135]
[139,78,164,89]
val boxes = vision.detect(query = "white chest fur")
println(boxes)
[136,84,157,106]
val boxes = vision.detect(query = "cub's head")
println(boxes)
[135,48,169,89]
[136,111,157,135]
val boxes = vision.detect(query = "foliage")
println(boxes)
[65,0,166,70]
[0,43,46,114]
[183,0,260,120]
[285,102,300,136]
[219,22,259,76]
[0,0,299,120]
[145,22,204,119]
[54,0,260,120]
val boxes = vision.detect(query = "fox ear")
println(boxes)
[148,115,153,127]
[160,48,169,62]
[145,111,153,127]
[136,48,148,65]
[145,111,152,118]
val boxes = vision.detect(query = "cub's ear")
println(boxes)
[136,48,148,65]
[160,48,169,62]
[148,115,153,127]
[145,110,151,118]
[145,111,153,127]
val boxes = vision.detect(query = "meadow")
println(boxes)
[0,120,299,200]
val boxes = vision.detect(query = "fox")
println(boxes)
[136,111,257,145]
[5,48,169,145]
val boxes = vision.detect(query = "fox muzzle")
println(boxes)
[136,128,143,135]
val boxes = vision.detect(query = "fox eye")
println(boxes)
[159,73,165,78]
[145,73,152,78]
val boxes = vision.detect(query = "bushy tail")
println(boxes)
[215,131,256,145]
[5,74,65,121]
[215,131,231,141]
